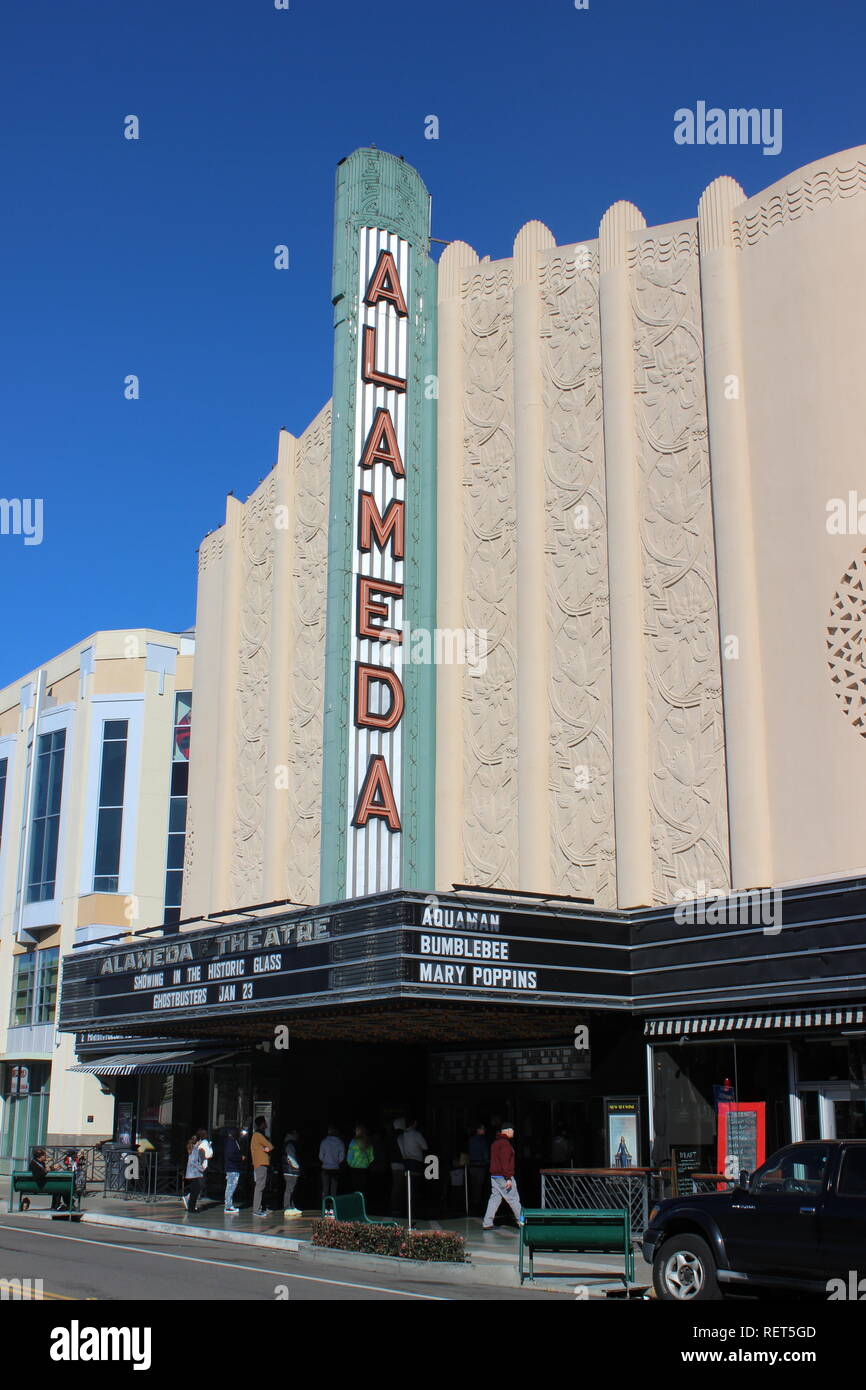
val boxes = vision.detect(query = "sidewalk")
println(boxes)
[2,1193,652,1294]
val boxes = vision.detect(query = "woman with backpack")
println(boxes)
[183,1128,213,1213]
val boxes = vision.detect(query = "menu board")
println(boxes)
[717,1102,766,1180]
[672,1145,703,1195]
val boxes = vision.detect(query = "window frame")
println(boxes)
[25,728,67,904]
[92,718,129,893]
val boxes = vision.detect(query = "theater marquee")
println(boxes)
[58,893,623,1034]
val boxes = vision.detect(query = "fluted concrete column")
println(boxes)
[514,220,556,890]
[698,178,772,889]
[210,494,244,911]
[599,200,654,907]
[435,240,478,889]
[263,429,296,901]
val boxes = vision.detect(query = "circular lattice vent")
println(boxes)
[827,549,866,735]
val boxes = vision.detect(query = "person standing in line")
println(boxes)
[551,1127,572,1168]
[400,1118,428,1171]
[369,1128,390,1214]
[389,1118,406,1215]
[250,1116,274,1216]
[223,1127,244,1213]
[482,1124,524,1230]
[319,1125,345,1201]
[399,1117,428,1216]
[468,1124,491,1214]
[282,1129,302,1216]
[346,1124,374,1200]
[183,1129,213,1213]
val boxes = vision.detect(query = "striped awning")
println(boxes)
[68,1049,230,1076]
[645,1007,866,1038]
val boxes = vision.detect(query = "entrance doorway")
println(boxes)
[0,1063,50,1169]
[799,1084,866,1140]
[817,1084,866,1139]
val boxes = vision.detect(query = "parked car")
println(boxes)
[643,1140,866,1300]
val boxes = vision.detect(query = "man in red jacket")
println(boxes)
[482,1124,524,1229]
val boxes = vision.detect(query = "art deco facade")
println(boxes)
[183,144,866,919]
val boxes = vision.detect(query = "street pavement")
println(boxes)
[0,1215,574,1301]
[0,1192,650,1292]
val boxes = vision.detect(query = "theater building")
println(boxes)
[58,145,866,1195]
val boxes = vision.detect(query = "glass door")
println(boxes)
[818,1084,866,1139]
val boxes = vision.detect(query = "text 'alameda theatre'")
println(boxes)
[58,145,866,1188]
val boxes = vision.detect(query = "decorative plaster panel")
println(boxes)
[461,265,519,889]
[632,237,731,901]
[540,246,616,905]
[287,408,330,902]
[231,476,276,904]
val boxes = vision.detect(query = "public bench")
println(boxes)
[518,1207,634,1287]
[10,1171,79,1217]
[322,1192,398,1225]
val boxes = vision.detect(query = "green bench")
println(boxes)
[321,1192,398,1225]
[518,1207,634,1287]
[10,1171,80,1217]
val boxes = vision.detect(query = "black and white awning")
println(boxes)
[645,1007,866,1038]
[68,1048,232,1076]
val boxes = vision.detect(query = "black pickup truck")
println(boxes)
[643,1140,866,1300]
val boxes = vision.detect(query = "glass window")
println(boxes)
[752,1144,831,1194]
[34,948,59,1024]
[164,693,191,928]
[173,694,192,762]
[26,729,66,903]
[170,761,188,798]
[10,953,35,1027]
[164,869,183,909]
[0,756,8,852]
[9,948,58,1027]
[838,1147,866,1196]
[801,1089,820,1140]
[93,720,128,892]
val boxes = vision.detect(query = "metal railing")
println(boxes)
[540,1168,651,1238]
[44,1146,106,1188]
[686,1173,734,1195]
[101,1148,182,1200]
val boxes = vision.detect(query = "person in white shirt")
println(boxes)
[183,1129,213,1212]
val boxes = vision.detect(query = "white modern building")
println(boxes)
[0,629,194,1168]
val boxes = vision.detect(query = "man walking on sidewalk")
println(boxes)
[482,1124,523,1229]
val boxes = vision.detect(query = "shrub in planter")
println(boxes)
[311,1219,466,1263]
[398,1229,465,1263]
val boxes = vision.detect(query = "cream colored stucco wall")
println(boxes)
[731,150,866,888]
[183,406,331,921]
[436,145,866,907]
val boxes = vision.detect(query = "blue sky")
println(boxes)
[1,0,863,687]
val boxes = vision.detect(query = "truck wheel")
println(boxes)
[654,1233,720,1301]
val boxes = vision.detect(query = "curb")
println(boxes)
[3,1205,644,1294]
[7,1207,521,1287]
